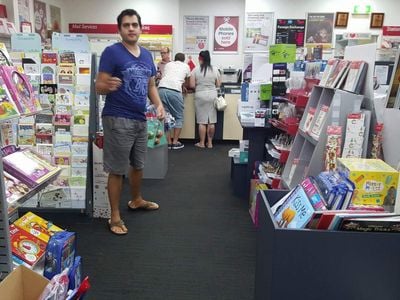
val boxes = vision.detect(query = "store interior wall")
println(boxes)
[3,0,400,71]
[5,0,65,35]
[246,0,400,42]
[62,0,244,70]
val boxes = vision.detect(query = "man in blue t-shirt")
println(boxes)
[95,9,165,235]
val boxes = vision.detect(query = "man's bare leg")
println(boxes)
[128,167,159,209]
[108,173,127,234]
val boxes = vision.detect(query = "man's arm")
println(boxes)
[148,77,165,120]
[95,72,122,95]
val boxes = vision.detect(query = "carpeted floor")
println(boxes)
[40,142,256,300]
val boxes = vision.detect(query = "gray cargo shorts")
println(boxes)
[102,116,147,175]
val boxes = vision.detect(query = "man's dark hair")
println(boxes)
[117,9,142,29]
[175,53,185,62]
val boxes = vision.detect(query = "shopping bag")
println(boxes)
[147,118,167,148]
[214,95,227,111]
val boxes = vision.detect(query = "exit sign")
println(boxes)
[353,5,372,14]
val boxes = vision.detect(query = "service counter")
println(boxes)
[180,93,243,141]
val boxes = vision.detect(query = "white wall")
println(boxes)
[246,0,400,35]
[5,0,65,32]
[62,0,244,70]
[179,0,245,70]
[62,0,179,27]
[60,0,400,70]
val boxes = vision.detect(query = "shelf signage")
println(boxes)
[69,23,172,35]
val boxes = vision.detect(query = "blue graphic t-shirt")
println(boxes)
[99,43,156,121]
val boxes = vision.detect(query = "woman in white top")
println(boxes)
[189,50,221,148]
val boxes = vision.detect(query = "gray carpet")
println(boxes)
[40,143,256,300]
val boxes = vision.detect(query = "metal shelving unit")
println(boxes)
[0,148,12,279]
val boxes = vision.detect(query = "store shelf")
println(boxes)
[269,139,291,152]
[298,128,318,146]
[287,90,309,107]
[6,169,62,217]
[269,117,299,136]
[258,164,282,186]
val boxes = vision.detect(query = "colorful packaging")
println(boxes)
[44,231,76,280]
[14,212,64,243]
[337,158,399,206]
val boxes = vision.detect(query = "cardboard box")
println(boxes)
[0,265,49,300]
[337,158,399,206]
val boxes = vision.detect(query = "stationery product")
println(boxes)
[342,113,365,158]
[9,224,46,267]
[0,76,20,121]
[273,185,315,229]
[0,65,41,115]
[13,211,64,243]
[1,145,60,187]
[337,158,399,206]
[44,231,76,280]
[310,105,329,140]
[302,107,316,132]
[325,125,342,171]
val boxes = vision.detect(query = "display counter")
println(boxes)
[180,93,243,140]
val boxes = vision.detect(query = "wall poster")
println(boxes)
[183,16,209,53]
[213,16,239,52]
[33,0,47,42]
[49,5,61,33]
[305,13,334,49]
[382,26,400,49]
[275,19,306,47]
[17,0,31,31]
[244,12,274,52]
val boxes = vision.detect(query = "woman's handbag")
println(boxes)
[214,95,227,111]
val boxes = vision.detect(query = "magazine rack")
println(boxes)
[281,86,365,189]
[255,189,400,300]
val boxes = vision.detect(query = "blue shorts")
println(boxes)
[102,116,147,174]
[159,87,184,128]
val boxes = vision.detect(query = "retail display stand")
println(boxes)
[235,123,279,198]
[255,189,400,300]
[281,87,364,189]
[280,43,377,189]
[263,79,318,188]
[0,37,96,279]
[143,145,168,179]
[0,122,62,280]
[0,150,12,279]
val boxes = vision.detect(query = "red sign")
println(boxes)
[213,16,239,52]
[383,26,400,36]
[69,23,172,35]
